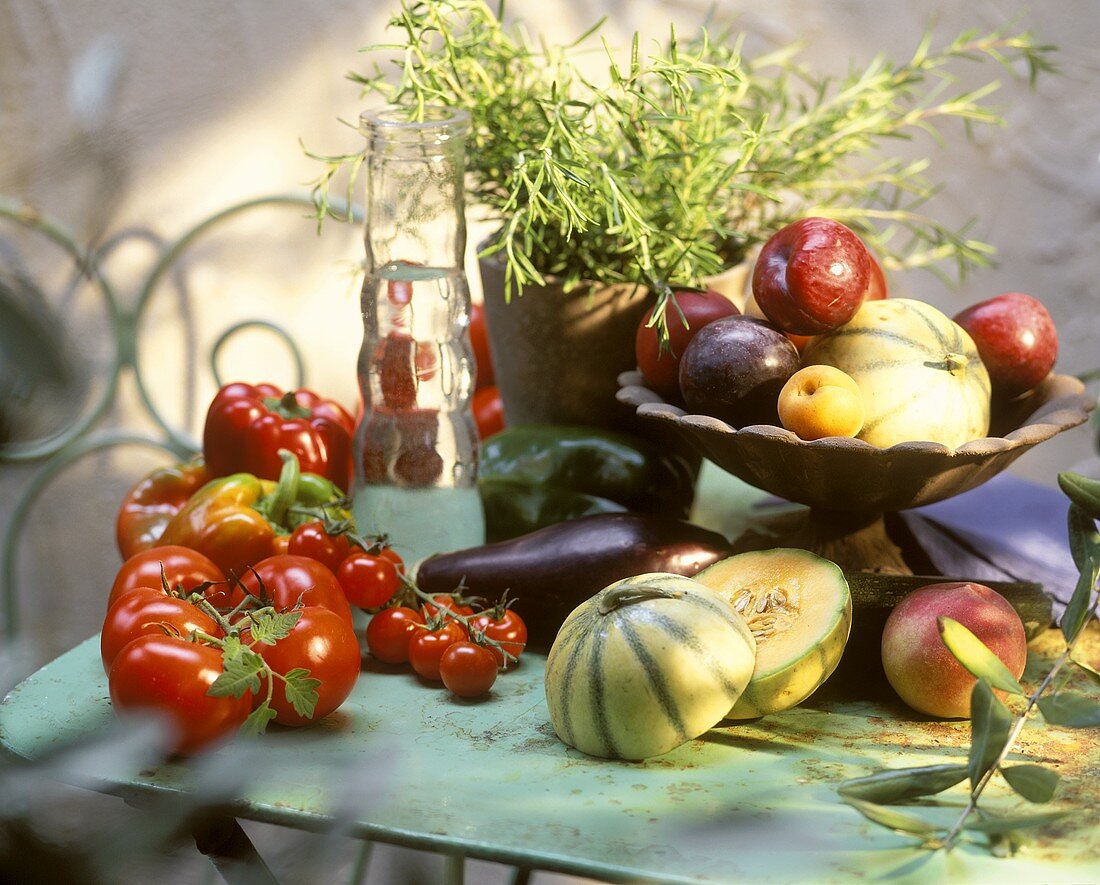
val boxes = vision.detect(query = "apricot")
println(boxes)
[777,365,864,440]
[881,582,1027,719]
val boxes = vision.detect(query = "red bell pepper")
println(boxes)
[202,382,355,492]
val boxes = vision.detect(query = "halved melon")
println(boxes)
[695,549,852,719]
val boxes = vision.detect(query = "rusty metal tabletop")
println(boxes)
[2,622,1099,884]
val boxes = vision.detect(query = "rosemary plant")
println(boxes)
[838,471,1100,857]
[309,1,1054,339]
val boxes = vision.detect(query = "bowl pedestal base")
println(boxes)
[731,508,923,575]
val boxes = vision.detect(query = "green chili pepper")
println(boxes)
[479,477,626,542]
[480,425,695,517]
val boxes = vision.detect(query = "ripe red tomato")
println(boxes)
[336,551,401,609]
[408,621,467,682]
[365,606,425,664]
[470,608,528,669]
[108,546,230,611]
[108,634,252,755]
[288,522,352,573]
[101,587,223,674]
[238,555,353,629]
[251,606,361,726]
[470,301,494,390]
[440,641,499,698]
[635,288,740,401]
[473,386,504,439]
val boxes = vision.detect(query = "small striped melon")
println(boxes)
[695,549,852,719]
[802,298,991,448]
[544,573,756,760]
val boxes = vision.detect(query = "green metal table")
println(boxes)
[2,628,1098,884]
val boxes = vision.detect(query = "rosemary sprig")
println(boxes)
[308,1,1054,339]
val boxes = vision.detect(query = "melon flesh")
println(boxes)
[695,548,852,718]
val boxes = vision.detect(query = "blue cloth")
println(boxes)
[910,473,1079,613]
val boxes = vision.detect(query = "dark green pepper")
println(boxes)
[479,477,625,542]
[480,425,695,517]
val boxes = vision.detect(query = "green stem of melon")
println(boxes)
[943,353,969,377]
[598,584,681,615]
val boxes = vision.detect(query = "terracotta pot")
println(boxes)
[478,252,749,430]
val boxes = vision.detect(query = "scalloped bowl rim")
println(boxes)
[616,370,1094,459]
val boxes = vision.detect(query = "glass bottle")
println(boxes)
[352,106,484,566]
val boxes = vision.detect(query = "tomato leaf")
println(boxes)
[1001,764,1059,803]
[1060,556,1098,644]
[1059,472,1100,520]
[840,797,941,838]
[1037,692,1100,728]
[220,635,244,662]
[938,617,1025,695]
[247,610,302,646]
[1067,504,1100,574]
[239,701,278,737]
[964,810,1069,834]
[968,679,1013,790]
[208,649,266,698]
[282,667,322,718]
[838,764,969,803]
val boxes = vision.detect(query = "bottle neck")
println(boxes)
[362,110,469,274]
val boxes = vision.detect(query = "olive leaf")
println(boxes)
[1059,472,1100,520]
[282,668,322,719]
[838,764,968,803]
[937,617,1025,695]
[247,610,302,646]
[1060,556,1098,644]
[1067,504,1100,573]
[963,810,1069,834]
[239,701,278,737]
[1071,657,1100,688]
[1001,764,1060,803]
[208,649,266,699]
[841,797,941,838]
[968,679,1013,790]
[1037,692,1100,728]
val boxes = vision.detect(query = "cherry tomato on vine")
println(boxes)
[439,641,498,698]
[366,606,425,664]
[470,608,528,669]
[420,593,475,620]
[336,550,401,609]
[108,634,252,755]
[246,606,361,726]
[288,521,352,573]
[108,546,230,611]
[407,620,467,682]
[101,586,223,674]
[238,555,353,629]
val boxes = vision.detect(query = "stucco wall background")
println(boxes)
[0,3,1097,882]
[2,0,1098,673]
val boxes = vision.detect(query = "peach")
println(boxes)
[881,582,1027,718]
[777,365,864,440]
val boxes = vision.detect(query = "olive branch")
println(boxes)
[837,471,1100,857]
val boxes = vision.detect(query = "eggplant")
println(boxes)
[416,512,733,651]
